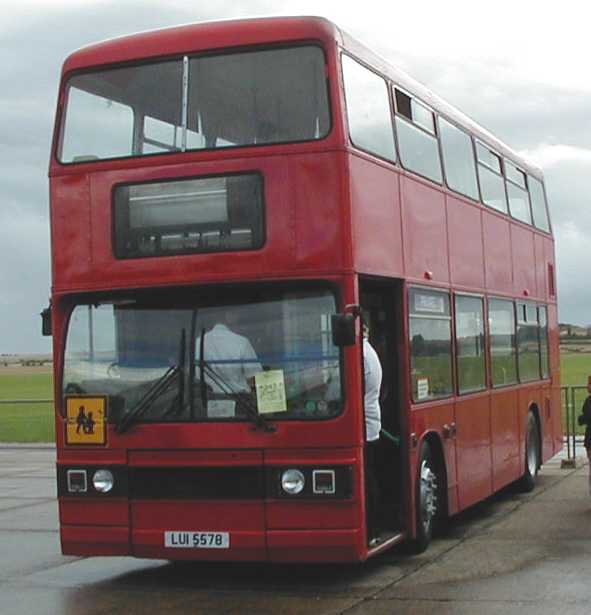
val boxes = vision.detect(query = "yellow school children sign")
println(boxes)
[65,396,107,445]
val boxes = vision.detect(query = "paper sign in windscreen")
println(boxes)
[255,370,287,414]
[417,378,429,401]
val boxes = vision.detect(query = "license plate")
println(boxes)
[164,531,230,549]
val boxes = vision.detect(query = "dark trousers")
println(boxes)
[365,439,381,540]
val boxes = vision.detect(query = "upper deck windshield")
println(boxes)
[63,286,342,424]
[58,45,330,163]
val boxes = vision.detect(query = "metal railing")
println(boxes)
[0,389,587,450]
[562,385,587,467]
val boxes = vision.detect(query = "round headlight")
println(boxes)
[92,469,114,493]
[281,469,305,495]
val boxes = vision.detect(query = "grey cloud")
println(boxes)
[1,3,589,352]
[0,0,278,352]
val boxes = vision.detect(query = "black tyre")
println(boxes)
[408,441,440,554]
[518,412,540,492]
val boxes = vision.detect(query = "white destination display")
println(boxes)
[164,531,230,549]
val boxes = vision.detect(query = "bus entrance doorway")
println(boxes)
[360,277,406,547]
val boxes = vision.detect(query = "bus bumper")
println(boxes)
[60,526,364,562]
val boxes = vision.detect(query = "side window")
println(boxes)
[505,161,532,224]
[476,143,508,214]
[539,306,549,379]
[143,116,182,154]
[439,118,479,200]
[489,298,517,387]
[455,295,486,394]
[394,89,442,183]
[517,302,541,382]
[409,288,453,402]
[61,87,134,162]
[341,55,396,162]
[528,176,551,233]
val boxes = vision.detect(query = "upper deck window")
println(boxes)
[438,117,479,201]
[58,46,330,163]
[394,89,442,183]
[528,176,551,233]
[476,142,508,214]
[341,55,395,162]
[505,160,532,225]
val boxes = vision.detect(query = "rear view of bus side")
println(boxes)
[48,17,561,563]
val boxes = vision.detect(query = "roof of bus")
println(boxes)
[61,15,542,179]
[61,16,342,73]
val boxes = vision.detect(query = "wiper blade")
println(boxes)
[116,330,186,433]
[115,364,181,433]
[200,361,275,433]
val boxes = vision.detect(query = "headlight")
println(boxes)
[92,469,114,493]
[281,469,305,495]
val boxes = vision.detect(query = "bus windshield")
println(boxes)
[62,286,342,423]
[58,45,330,163]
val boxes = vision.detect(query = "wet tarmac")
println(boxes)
[0,445,589,614]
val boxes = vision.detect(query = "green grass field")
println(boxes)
[0,353,590,443]
[0,371,54,443]
[559,352,591,386]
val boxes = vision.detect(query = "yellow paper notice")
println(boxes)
[65,396,107,445]
[255,370,287,414]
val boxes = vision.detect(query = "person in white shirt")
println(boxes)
[196,319,262,394]
[364,331,382,442]
[363,322,383,545]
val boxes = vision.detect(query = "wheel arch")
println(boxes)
[419,430,449,518]
[527,402,542,470]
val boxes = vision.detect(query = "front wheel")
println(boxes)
[408,441,440,554]
[518,412,540,492]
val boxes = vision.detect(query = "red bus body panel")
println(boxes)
[50,16,561,562]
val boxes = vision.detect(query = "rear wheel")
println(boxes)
[518,412,540,492]
[408,441,439,554]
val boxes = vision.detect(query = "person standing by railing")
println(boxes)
[577,376,591,494]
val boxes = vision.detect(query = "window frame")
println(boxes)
[393,86,443,185]
[60,280,346,422]
[437,115,480,202]
[515,300,542,383]
[454,292,487,396]
[487,296,518,389]
[475,140,509,214]
[538,305,550,380]
[340,52,397,164]
[111,171,267,260]
[408,286,454,404]
[57,43,334,166]
[505,159,533,225]
[527,174,552,234]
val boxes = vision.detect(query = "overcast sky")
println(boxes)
[2,0,590,353]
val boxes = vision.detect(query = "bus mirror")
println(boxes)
[331,313,356,347]
[41,306,52,337]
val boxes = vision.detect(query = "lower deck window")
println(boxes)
[517,303,542,382]
[489,298,518,387]
[455,295,486,394]
[409,288,452,401]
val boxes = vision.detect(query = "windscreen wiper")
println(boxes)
[115,365,181,433]
[199,359,275,433]
[116,330,186,433]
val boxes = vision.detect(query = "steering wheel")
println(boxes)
[107,362,120,378]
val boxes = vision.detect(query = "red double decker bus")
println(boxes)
[47,16,561,562]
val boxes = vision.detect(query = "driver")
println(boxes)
[195,311,262,394]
